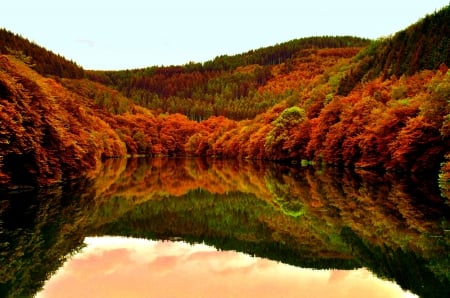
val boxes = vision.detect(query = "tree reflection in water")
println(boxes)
[0,157,449,297]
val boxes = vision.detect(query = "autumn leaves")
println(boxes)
[1,48,449,189]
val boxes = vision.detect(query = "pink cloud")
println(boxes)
[148,255,180,272]
[329,269,351,283]
[37,237,416,298]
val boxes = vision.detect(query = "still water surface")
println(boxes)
[0,157,449,297]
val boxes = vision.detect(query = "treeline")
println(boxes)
[201,35,370,71]
[0,28,84,78]
[88,48,364,120]
[88,36,370,120]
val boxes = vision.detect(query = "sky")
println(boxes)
[36,236,417,298]
[1,0,448,70]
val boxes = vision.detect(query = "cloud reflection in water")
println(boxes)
[36,236,417,298]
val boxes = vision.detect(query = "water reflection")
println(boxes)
[0,157,449,297]
[36,237,416,298]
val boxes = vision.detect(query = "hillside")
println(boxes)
[0,5,449,189]
[0,29,84,79]
[88,36,370,120]
[337,6,450,95]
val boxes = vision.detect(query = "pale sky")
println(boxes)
[1,0,448,70]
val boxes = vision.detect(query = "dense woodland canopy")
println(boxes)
[0,5,449,192]
[88,36,370,120]
[0,29,84,79]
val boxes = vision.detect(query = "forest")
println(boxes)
[87,36,369,120]
[0,5,449,191]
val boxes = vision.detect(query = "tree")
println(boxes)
[265,106,306,160]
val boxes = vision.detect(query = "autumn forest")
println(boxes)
[0,5,449,194]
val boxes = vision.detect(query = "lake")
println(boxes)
[1,157,449,297]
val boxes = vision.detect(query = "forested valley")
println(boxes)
[0,5,449,192]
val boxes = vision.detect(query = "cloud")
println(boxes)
[76,39,95,47]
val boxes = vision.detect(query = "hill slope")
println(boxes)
[88,36,369,120]
[0,29,84,78]
[337,6,450,95]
